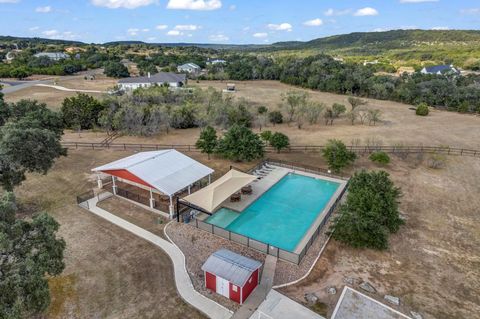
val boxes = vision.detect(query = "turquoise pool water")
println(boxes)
[206,173,340,252]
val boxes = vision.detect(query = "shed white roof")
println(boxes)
[92,150,214,196]
[201,249,262,287]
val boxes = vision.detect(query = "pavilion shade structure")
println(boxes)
[92,150,214,197]
[183,169,257,212]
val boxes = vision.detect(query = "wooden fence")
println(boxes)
[61,141,480,158]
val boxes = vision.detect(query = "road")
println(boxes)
[0,79,53,94]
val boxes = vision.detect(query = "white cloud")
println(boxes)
[147,37,157,41]
[209,34,229,42]
[253,32,268,38]
[267,23,292,32]
[127,28,140,36]
[0,0,20,3]
[354,7,379,16]
[461,8,480,15]
[36,6,52,13]
[156,24,168,30]
[229,4,235,11]
[324,8,351,16]
[174,24,199,31]
[167,0,221,11]
[91,0,155,9]
[303,18,323,27]
[432,26,450,30]
[29,26,40,31]
[142,28,150,32]
[41,29,79,40]
[400,0,438,3]
[167,30,183,36]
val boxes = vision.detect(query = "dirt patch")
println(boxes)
[14,149,206,319]
[279,155,480,319]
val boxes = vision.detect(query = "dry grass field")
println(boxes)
[6,78,480,318]
[61,80,480,150]
[14,150,205,319]
[271,153,480,319]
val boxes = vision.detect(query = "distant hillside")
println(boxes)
[0,35,85,46]
[269,29,480,53]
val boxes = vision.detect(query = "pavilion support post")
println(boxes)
[169,195,174,219]
[111,176,117,195]
[149,188,155,209]
[97,174,103,189]
[188,185,191,195]
[208,174,211,185]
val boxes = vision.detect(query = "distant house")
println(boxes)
[118,72,187,91]
[363,60,379,66]
[34,52,69,61]
[177,62,201,75]
[207,58,227,65]
[421,65,460,75]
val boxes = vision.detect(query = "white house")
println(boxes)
[177,62,201,75]
[421,64,460,75]
[207,58,227,65]
[34,52,69,61]
[118,72,187,91]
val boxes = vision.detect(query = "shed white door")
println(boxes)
[216,276,230,298]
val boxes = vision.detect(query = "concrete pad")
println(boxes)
[331,287,411,319]
[251,290,325,319]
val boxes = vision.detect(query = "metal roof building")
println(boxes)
[202,249,262,304]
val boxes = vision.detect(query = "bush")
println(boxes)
[215,125,264,162]
[260,130,272,142]
[330,170,403,250]
[369,151,390,165]
[195,126,217,159]
[269,132,289,153]
[269,111,283,125]
[322,139,356,173]
[61,94,105,130]
[416,102,429,116]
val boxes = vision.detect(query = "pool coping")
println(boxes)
[208,165,347,255]
[290,170,347,254]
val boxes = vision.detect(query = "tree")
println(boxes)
[104,61,129,78]
[196,126,217,159]
[305,102,325,125]
[367,109,382,125]
[322,139,356,173]
[215,125,264,162]
[330,170,403,250]
[268,111,283,126]
[416,102,430,116]
[269,132,289,153]
[0,97,66,190]
[0,192,66,318]
[61,94,105,130]
[281,91,308,123]
[256,106,268,131]
[370,151,390,165]
[347,96,368,111]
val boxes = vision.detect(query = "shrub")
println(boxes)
[104,61,129,78]
[268,111,283,125]
[416,103,429,116]
[196,126,217,159]
[322,139,356,173]
[269,132,289,153]
[369,151,390,165]
[330,170,403,250]
[61,94,105,130]
[259,130,272,142]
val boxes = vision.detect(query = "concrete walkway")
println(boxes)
[83,197,233,319]
[232,255,278,319]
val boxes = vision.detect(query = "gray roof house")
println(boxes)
[118,72,187,91]
[207,58,227,65]
[421,64,460,75]
[34,52,69,61]
[177,62,201,74]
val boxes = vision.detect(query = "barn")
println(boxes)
[201,249,262,304]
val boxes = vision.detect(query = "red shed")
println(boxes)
[201,249,262,304]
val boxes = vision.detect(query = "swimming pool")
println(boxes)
[206,173,340,252]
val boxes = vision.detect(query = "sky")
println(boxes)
[0,0,480,44]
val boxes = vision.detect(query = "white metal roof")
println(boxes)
[92,150,214,196]
[201,249,262,287]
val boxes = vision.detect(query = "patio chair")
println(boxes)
[241,185,253,195]
[230,193,241,202]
